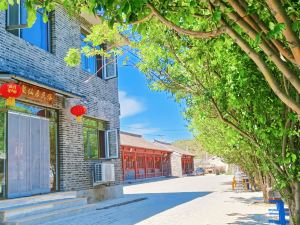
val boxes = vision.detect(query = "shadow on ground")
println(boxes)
[225,196,269,225]
[226,213,269,225]
[105,192,212,224]
[230,196,265,204]
[123,177,177,186]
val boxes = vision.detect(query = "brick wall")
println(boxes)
[0,6,122,191]
[170,153,183,177]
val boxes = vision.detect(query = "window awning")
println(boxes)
[0,72,84,98]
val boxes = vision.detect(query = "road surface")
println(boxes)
[46,175,270,225]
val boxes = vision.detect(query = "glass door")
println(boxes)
[7,111,50,198]
[0,112,6,199]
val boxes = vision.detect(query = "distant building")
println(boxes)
[120,133,195,182]
[154,140,195,177]
[120,132,172,181]
[200,157,228,174]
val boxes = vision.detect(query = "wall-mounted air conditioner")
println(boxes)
[93,163,115,185]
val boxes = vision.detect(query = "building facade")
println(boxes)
[120,132,195,181]
[120,132,172,181]
[0,3,122,200]
[154,140,195,177]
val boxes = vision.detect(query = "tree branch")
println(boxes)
[146,3,226,39]
[222,2,300,94]
[130,12,154,25]
[266,0,300,65]
[224,22,300,115]
[230,0,297,66]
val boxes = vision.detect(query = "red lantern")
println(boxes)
[70,105,87,123]
[0,82,22,107]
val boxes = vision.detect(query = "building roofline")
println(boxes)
[120,131,142,138]
[153,139,172,145]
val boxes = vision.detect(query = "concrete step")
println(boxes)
[2,202,95,225]
[0,192,77,210]
[0,198,87,222]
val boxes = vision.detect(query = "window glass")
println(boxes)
[20,7,49,51]
[7,1,50,51]
[98,120,106,130]
[99,130,105,158]
[7,3,19,36]
[83,117,97,128]
[49,121,57,192]
[83,127,98,159]
[83,117,107,159]
[81,33,97,74]
[0,113,6,198]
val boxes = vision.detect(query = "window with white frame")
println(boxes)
[81,30,117,80]
[83,117,119,159]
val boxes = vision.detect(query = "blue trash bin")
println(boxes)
[269,198,288,225]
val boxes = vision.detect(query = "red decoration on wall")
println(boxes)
[0,82,22,107]
[70,105,87,123]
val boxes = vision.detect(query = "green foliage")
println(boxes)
[64,48,80,67]
[0,0,8,10]
[267,23,286,39]
[292,20,300,32]
[115,19,300,203]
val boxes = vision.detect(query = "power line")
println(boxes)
[121,126,190,133]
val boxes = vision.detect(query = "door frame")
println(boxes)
[6,111,51,198]
[0,100,59,199]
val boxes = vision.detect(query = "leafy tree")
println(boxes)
[1,0,300,223]
[116,23,300,223]
[4,0,298,115]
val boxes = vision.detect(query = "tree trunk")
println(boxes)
[257,172,269,203]
[249,176,256,191]
[294,181,300,225]
[281,182,299,225]
[287,199,296,225]
[261,183,269,203]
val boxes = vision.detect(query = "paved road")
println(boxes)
[47,175,270,225]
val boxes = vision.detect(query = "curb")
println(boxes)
[96,197,148,210]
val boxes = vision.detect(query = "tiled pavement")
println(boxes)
[41,175,270,225]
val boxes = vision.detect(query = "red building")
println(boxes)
[181,154,194,175]
[120,132,172,181]
[154,140,195,176]
[120,132,195,181]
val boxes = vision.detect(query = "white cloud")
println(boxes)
[119,91,145,118]
[124,123,160,136]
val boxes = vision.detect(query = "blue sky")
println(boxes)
[118,53,192,142]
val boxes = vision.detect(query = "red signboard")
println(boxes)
[19,82,55,106]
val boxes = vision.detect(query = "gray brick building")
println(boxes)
[0,3,122,202]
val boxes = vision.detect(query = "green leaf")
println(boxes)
[42,12,48,23]
[290,153,297,163]
[27,8,37,27]
[64,48,81,67]
[267,23,285,38]
[212,10,222,22]
[254,33,262,45]
[269,22,275,30]
[123,2,131,15]
[7,0,14,5]
[0,0,8,10]
[292,20,300,32]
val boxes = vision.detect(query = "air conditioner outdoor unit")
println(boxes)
[93,163,115,185]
